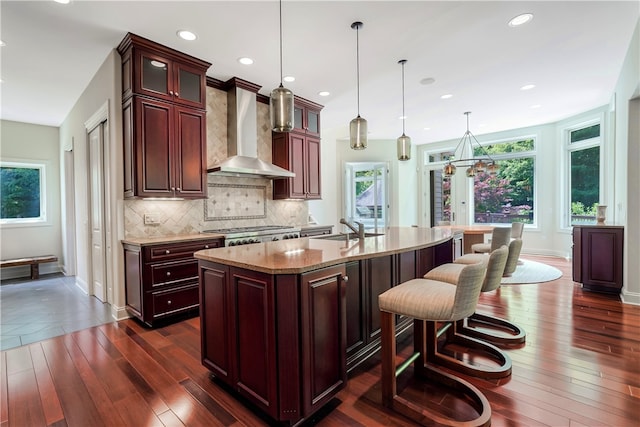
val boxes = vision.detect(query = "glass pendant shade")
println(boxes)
[397,134,411,161]
[444,163,456,176]
[466,167,476,177]
[474,160,487,172]
[350,115,367,150]
[270,84,294,132]
[487,162,499,175]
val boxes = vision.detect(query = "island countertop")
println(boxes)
[194,226,453,274]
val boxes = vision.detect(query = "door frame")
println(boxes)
[84,101,113,304]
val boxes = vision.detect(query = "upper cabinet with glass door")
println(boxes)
[292,98,321,137]
[119,33,210,109]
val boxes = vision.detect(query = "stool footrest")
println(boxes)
[463,312,526,346]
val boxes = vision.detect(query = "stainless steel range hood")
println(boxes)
[207,83,294,179]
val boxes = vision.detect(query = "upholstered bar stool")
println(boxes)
[379,262,491,427]
[502,238,523,277]
[429,245,525,346]
[471,226,511,254]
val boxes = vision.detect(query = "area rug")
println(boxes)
[501,259,563,285]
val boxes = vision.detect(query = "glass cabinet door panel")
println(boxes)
[307,110,319,134]
[294,106,304,130]
[142,57,169,95]
[178,68,202,103]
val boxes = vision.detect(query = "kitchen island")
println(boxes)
[195,226,454,425]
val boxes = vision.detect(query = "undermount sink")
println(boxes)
[312,232,384,241]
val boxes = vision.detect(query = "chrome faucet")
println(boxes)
[340,218,365,239]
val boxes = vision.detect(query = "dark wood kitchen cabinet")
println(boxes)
[272,97,323,200]
[118,33,211,199]
[199,262,346,423]
[123,238,222,327]
[572,225,624,293]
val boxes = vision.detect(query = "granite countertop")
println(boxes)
[122,233,224,246]
[194,226,453,274]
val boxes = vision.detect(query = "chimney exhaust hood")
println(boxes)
[207,80,294,179]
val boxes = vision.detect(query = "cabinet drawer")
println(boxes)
[152,285,199,318]
[146,239,221,262]
[150,259,198,287]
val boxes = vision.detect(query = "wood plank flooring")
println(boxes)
[2,255,639,427]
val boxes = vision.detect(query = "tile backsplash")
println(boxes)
[123,85,309,238]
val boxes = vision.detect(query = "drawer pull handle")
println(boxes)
[165,250,170,254]
[166,272,171,276]
[204,245,209,249]
[167,300,172,305]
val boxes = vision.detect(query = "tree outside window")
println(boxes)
[568,124,600,224]
[473,139,534,224]
[1,162,46,223]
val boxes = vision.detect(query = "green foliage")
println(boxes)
[1,167,41,219]
[571,201,597,216]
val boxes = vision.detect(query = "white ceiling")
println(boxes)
[1,1,638,144]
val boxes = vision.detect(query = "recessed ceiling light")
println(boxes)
[440,94,453,99]
[420,77,436,85]
[520,84,536,91]
[177,30,197,41]
[53,0,71,4]
[423,127,431,131]
[530,104,541,109]
[238,57,254,65]
[508,13,533,27]
[283,76,295,83]
[318,91,330,97]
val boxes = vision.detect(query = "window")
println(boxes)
[472,139,535,225]
[566,122,601,225]
[0,161,46,224]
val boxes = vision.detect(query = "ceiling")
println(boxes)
[1,1,638,144]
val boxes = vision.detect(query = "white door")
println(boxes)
[89,123,107,302]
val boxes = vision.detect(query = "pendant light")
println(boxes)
[270,0,294,132]
[397,59,411,161]
[443,112,499,177]
[350,21,367,150]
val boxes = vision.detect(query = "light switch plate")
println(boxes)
[144,213,160,225]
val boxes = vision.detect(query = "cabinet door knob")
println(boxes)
[169,90,174,95]
[175,92,179,97]
[167,300,172,305]
[204,245,209,249]
[166,271,171,276]
[177,187,181,191]
[342,275,349,282]
[165,250,171,254]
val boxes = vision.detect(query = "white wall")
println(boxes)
[615,19,640,305]
[58,49,125,319]
[0,120,62,278]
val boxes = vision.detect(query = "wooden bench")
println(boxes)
[0,255,58,280]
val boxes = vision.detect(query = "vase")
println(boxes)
[596,205,607,223]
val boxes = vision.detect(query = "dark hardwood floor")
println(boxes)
[2,255,639,427]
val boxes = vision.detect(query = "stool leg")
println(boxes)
[381,311,396,407]
[30,263,39,280]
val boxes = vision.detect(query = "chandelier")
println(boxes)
[444,112,499,177]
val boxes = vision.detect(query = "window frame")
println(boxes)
[468,135,538,227]
[0,160,48,227]
[561,117,603,230]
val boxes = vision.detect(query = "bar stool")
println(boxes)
[428,245,525,346]
[471,226,511,254]
[379,261,491,427]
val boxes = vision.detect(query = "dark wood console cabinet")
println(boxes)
[124,238,222,327]
[572,225,624,293]
[118,33,211,199]
[272,97,323,200]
